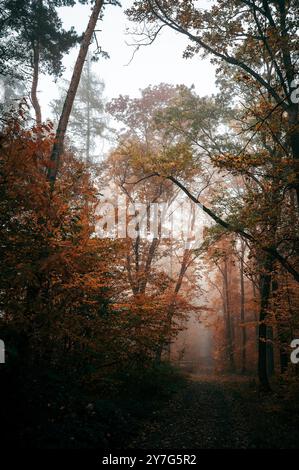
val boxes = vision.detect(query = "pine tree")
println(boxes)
[51,56,106,162]
[0,0,79,123]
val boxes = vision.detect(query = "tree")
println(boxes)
[126,0,299,210]
[0,0,80,124]
[105,84,206,362]
[0,74,27,118]
[203,231,259,375]
[51,55,106,162]
[109,80,298,389]
[48,0,120,189]
[239,238,247,373]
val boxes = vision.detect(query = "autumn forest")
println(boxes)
[1,0,299,452]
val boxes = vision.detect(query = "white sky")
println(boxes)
[39,0,216,118]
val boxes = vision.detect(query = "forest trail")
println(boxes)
[127,375,299,449]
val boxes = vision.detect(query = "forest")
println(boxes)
[0,0,299,451]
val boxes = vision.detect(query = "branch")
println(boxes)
[126,171,299,282]
[146,0,288,109]
[167,175,299,283]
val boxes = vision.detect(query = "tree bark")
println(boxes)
[167,175,299,283]
[31,41,42,126]
[223,256,235,372]
[258,254,273,392]
[266,326,274,376]
[272,277,291,374]
[240,240,247,374]
[155,248,190,364]
[287,103,299,211]
[86,53,91,163]
[47,0,104,189]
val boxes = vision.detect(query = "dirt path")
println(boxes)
[127,374,299,449]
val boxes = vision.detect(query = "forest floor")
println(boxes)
[126,374,299,449]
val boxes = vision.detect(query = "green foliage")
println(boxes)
[0,0,79,79]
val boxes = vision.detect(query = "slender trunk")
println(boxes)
[223,256,235,372]
[138,237,160,294]
[258,254,273,392]
[277,0,299,210]
[31,41,42,126]
[86,54,91,163]
[272,277,291,374]
[155,206,196,363]
[266,326,274,376]
[240,240,247,374]
[155,249,190,364]
[48,0,104,188]
[287,103,299,211]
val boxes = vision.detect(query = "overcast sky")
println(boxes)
[40,0,216,118]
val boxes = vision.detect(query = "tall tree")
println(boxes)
[51,55,106,162]
[1,0,79,124]
[114,80,298,388]
[48,0,120,188]
[239,238,247,374]
[127,1,299,208]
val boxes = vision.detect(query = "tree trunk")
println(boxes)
[223,256,235,372]
[31,41,42,126]
[258,254,273,392]
[287,103,299,211]
[272,277,291,374]
[240,240,247,374]
[47,0,104,189]
[266,326,274,376]
[155,249,190,364]
[86,54,91,163]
